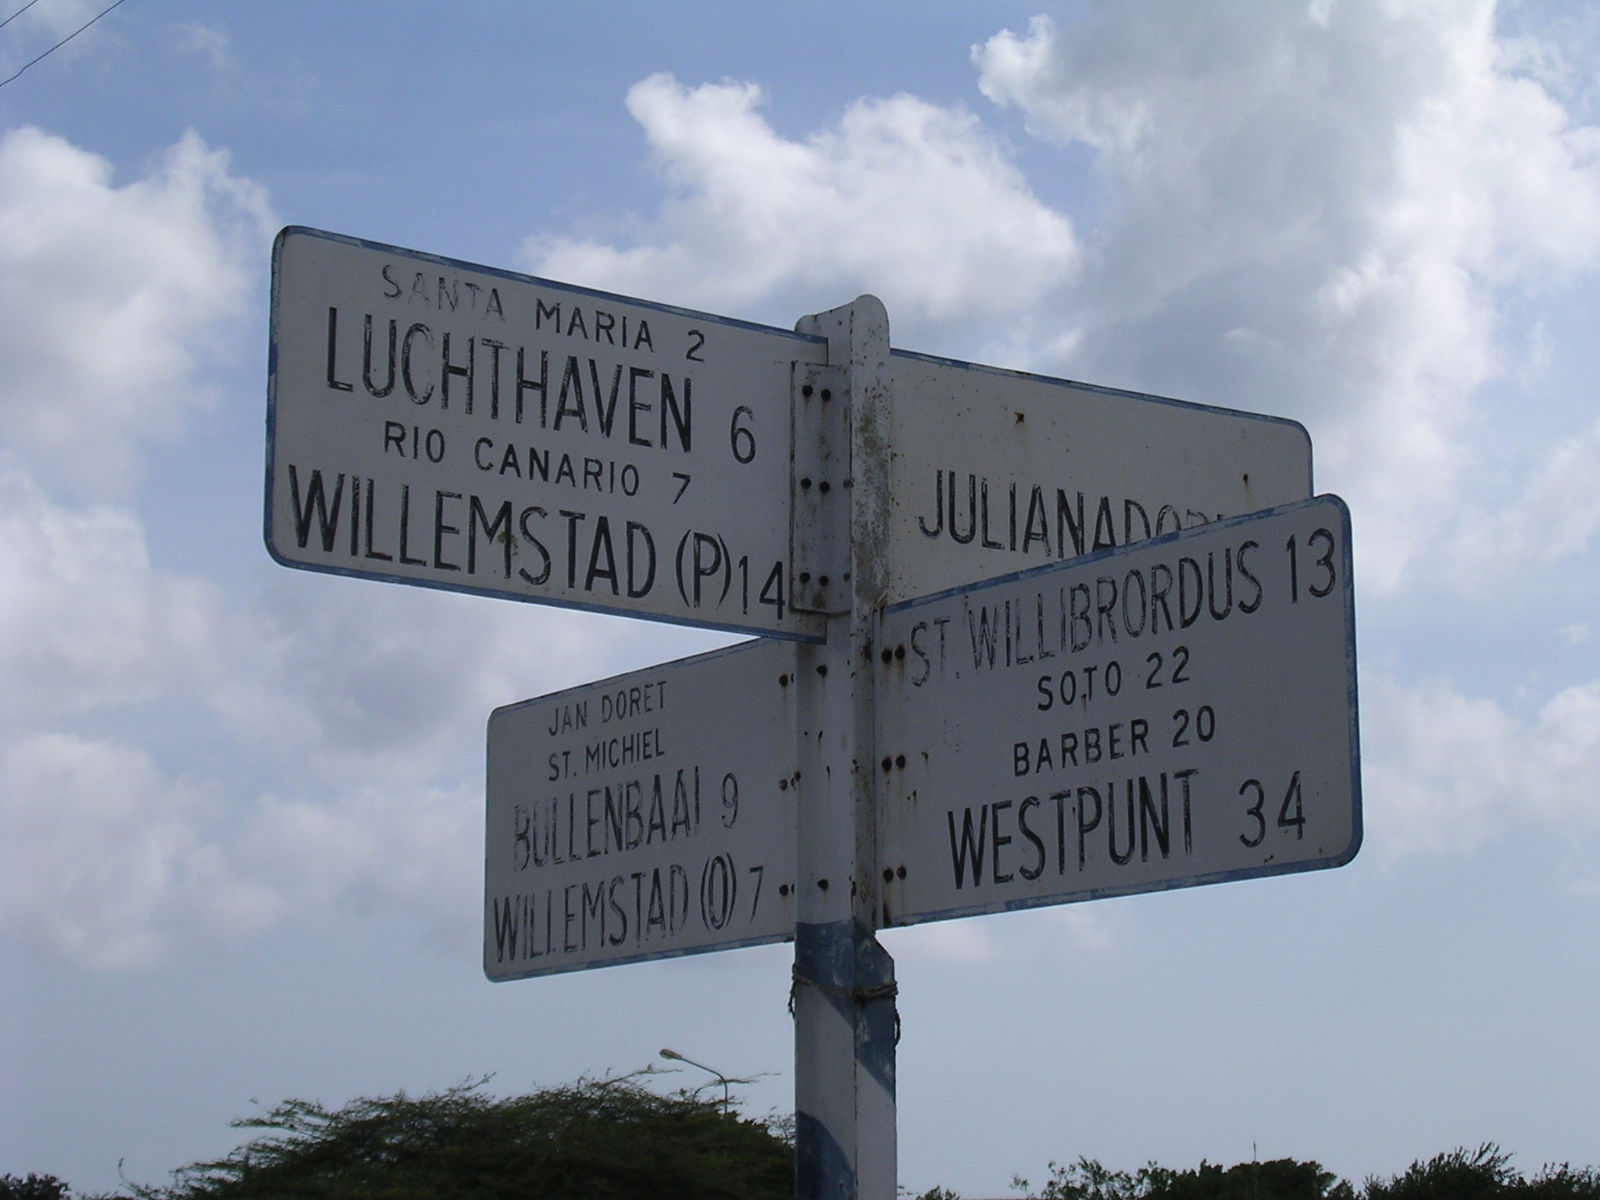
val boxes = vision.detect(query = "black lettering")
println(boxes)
[1178,557,1204,627]
[441,332,473,413]
[469,496,513,576]
[660,374,691,452]
[516,506,552,585]
[433,491,462,570]
[991,799,1015,884]
[628,367,654,447]
[288,466,344,552]
[917,471,944,538]
[1018,797,1046,881]
[1076,786,1102,869]
[947,806,987,888]
[401,323,434,403]
[325,308,353,392]
[1237,539,1263,613]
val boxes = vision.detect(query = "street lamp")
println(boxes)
[658,1047,732,1110]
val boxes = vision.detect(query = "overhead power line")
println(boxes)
[0,0,47,32]
[0,0,129,90]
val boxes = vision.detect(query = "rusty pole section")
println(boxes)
[791,296,896,1200]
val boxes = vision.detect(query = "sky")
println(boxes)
[3,0,1599,1195]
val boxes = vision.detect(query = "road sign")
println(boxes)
[886,351,1313,603]
[875,494,1360,927]
[484,638,800,980]
[267,227,826,639]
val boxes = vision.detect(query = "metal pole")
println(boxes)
[791,296,895,1200]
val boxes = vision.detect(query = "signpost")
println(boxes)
[885,351,1313,603]
[266,229,1363,1200]
[485,638,800,979]
[267,227,826,639]
[875,495,1360,927]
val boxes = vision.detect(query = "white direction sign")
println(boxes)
[485,639,800,980]
[875,495,1360,927]
[267,227,826,639]
[887,351,1314,603]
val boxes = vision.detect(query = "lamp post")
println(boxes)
[658,1047,731,1110]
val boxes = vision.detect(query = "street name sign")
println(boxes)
[886,351,1314,603]
[263,245,1362,1200]
[484,638,801,979]
[267,227,826,639]
[875,494,1360,927]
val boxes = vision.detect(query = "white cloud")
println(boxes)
[170,22,234,75]
[240,779,481,941]
[512,8,1600,597]
[889,901,1122,968]
[7,0,106,35]
[0,452,687,968]
[1361,669,1600,859]
[0,126,276,496]
[0,456,228,719]
[524,73,1078,327]
[0,731,275,970]
[973,2,1600,592]
[1445,415,1600,587]
[0,722,484,970]
[8,12,1600,977]
[217,573,631,791]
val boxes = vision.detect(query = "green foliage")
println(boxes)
[1364,1145,1600,1200]
[1015,1154,1350,1200]
[1523,1164,1600,1199]
[1002,1148,1600,1200]
[0,1176,73,1200]
[1144,1157,1354,1200]
[19,1107,1600,1200]
[116,1075,792,1200]
[1364,1144,1518,1200]
[1034,1155,1144,1199]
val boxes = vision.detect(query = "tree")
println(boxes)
[0,1176,72,1200]
[1363,1145,1600,1200]
[1015,1155,1351,1200]
[114,1075,792,1200]
[1144,1157,1354,1200]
